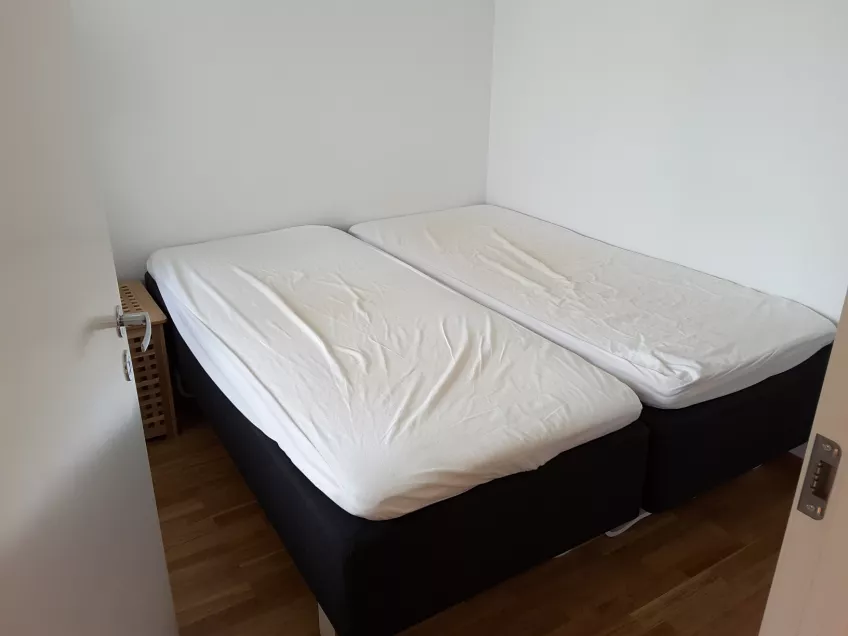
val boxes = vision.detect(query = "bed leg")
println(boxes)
[605,509,652,537]
[318,604,337,636]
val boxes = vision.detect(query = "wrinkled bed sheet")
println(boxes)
[148,226,641,519]
[351,205,836,408]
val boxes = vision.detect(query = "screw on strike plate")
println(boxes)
[823,443,833,452]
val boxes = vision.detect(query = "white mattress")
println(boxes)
[148,226,641,520]
[351,205,836,409]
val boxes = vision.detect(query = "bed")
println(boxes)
[350,205,836,511]
[146,225,647,635]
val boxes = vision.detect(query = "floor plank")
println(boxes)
[147,420,801,636]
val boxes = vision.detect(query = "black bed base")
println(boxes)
[640,345,831,512]
[147,274,649,636]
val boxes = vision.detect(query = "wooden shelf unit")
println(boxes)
[119,280,178,440]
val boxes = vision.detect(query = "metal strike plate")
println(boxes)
[123,349,134,383]
[798,434,841,521]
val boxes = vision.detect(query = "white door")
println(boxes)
[759,294,848,635]
[0,2,177,635]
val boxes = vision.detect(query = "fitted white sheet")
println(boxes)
[351,206,836,409]
[148,226,641,520]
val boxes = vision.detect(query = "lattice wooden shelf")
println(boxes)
[119,280,177,440]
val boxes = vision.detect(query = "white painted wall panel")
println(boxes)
[489,0,847,320]
[74,1,494,278]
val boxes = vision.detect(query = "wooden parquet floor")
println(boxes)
[147,420,800,636]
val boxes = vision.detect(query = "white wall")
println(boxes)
[489,0,848,320]
[73,1,494,278]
